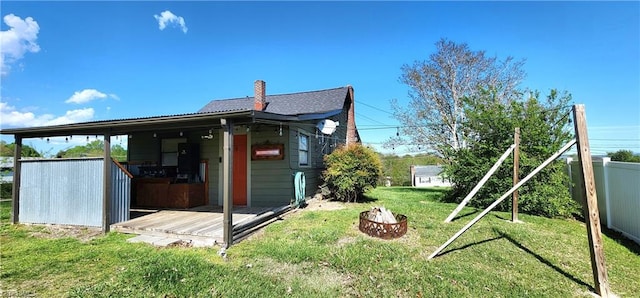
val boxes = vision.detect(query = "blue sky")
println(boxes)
[0,1,638,156]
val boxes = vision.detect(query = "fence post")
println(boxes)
[573,104,610,297]
[512,127,520,222]
[602,157,612,229]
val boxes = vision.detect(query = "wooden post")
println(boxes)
[444,144,515,222]
[102,132,112,233]
[429,139,576,260]
[512,127,520,222]
[11,136,22,224]
[221,118,234,248]
[573,104,610,297]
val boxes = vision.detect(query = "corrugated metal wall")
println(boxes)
[19,158,131,227]
[111,161,131,224]
[20,158,104,227]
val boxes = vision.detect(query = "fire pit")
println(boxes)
[359,210,407,239]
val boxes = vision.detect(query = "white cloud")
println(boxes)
[65,89,117,104]
[0,14,40,76]
[153,10,188,33]
[0,102,94,128]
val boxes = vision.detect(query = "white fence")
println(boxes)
[567,158,640,244]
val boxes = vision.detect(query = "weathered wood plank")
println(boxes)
[573,104,611,297]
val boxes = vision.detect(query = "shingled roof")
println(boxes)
[198,87,350,116]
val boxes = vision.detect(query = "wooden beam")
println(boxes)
[444,144,515,222]
[11,136,22,224]
[102,132,112,233]
[573,104,611,297]
[512,127,520,222]
[429,139,576,260]
[221,119,234,248]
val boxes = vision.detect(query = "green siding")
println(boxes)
[250,127,294,206]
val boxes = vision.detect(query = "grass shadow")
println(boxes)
[496,230,595,291]
[438,236,504,257]
[601,227,640,256]
[358,193,379,203]
[449,209,480,222]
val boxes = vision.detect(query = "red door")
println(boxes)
[233,135,247,205]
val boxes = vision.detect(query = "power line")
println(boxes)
[355,100,395,116]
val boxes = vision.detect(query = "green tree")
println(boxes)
[607,149,640,163]
[445,88,580,218]
[380,153,442,186]
[390,38,525,157]
[0,141,42,157]
[55,140,127,161]
[323,144,383,202]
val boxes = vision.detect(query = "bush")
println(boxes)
[1,183,11,199]
[444,89,580,218]
[322,144,383,202]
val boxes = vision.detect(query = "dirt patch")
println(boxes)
[27,224,103,242]
[303,198,346,211]
[255,258,354,294]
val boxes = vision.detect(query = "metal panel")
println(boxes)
[19,158,104,227]
[110,161,131,224]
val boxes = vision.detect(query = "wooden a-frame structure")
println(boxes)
[431,104,611,297]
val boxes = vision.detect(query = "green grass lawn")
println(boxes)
[1,187,639,297]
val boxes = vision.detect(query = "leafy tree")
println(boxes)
[322,144,383,202]
[445,88,580,218]
[607,149,640,163]
[390,38,525,158]
[0,140,42,157]
[380,153,443,186]
[55,140,127,162]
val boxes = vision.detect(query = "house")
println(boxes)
[410,165,450,187]
[0,80,360,246]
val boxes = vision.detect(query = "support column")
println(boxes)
[221,119,234,247]
[102,132,112,233]
[11,136,22,224]
[573,104,610,297]
[512,127,520,222]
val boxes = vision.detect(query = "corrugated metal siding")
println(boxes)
[110,161,131,224]
[20,158,104,227]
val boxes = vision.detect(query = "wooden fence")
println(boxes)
[567,157,640,244]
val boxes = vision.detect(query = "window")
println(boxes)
[298,132,310,166]
[161,138,186,166]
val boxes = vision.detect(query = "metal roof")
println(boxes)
[0,109,255,138]
[414,165,444,177]
[199,87,350,116]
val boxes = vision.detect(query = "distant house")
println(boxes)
[410,165,450,187]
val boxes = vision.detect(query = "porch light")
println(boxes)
[153,133,157,138]
[180,131,183,137]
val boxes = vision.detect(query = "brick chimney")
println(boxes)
[346,85,360,144]
[254,80,266,111]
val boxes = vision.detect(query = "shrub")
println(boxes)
[1,183,11,200]
[322,144,383,202]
